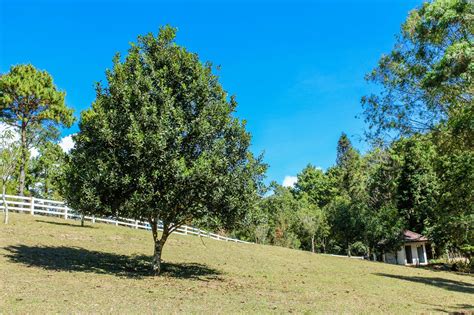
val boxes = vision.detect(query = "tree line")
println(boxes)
[232,131,472,260]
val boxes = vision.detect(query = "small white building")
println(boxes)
[383,230,429,266]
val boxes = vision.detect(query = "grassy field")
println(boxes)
[1,213,473,313]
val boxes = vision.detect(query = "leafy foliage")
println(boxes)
[63,26,266,274]
[293,164,335,208]
[362,0,473,140]
[29,142,66,200]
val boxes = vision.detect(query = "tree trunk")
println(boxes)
[311,235,315,253]
[153,239,165,274]
[150,218,169,275]
[347,243,352,257]
[152,236,169,275]
[81,214,85,227]
[2,183,8,224]
[18,124,27,196]
[44,178,49,197]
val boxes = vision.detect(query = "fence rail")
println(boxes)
[0,194,250,244]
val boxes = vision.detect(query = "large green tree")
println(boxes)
[394,137,440,234]
[362,0,473,141]
[64,26,265,274]
[362,0,473,254]
[432,144,474,252]
[295,195,329,253]
[0,64,74,195]
[325,134,369,256]
[263,183,302,249]
[335,133,364,195]
[364,148,407,256]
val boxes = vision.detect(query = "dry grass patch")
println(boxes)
[1,213,473,313]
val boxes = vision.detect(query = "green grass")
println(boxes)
[1,213,473,313]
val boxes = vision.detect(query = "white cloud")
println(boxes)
[0,122,10,133]
[59,135,75,153]
[282,175,298,188]
[30,147,40,158]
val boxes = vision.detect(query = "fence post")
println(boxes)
[184,226,188,235]
[92,215,96,224]
[135,220,138,229]
[64,207,68,220]
[30,197,35,215]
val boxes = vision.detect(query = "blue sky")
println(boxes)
[0,0,420,185]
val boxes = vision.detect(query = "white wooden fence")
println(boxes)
[0,194,250,244]
[321,254,365,260]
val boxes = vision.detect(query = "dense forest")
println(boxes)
[232,131,472,260]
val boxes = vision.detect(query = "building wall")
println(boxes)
[385,242,428,266]
[396,247,406,264]
[385,252,397,264]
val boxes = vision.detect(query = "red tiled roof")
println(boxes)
[403,230,428,242]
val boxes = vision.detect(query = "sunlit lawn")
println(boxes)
[1,213,473,313]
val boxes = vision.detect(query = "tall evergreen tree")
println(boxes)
[394,137,440,234]
[0,65,74,195]
[327,134,369,255]
[336,132,352,168]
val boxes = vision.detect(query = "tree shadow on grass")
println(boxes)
[453,304,474,310]
[35,219,95,229]
[427,303,474,313]
[375,273,474,294]
[5,245,222,281]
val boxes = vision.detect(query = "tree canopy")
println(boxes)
[362,0,472,140]
[64,26,266,274]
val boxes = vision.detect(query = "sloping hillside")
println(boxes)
[1,213,472,313]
